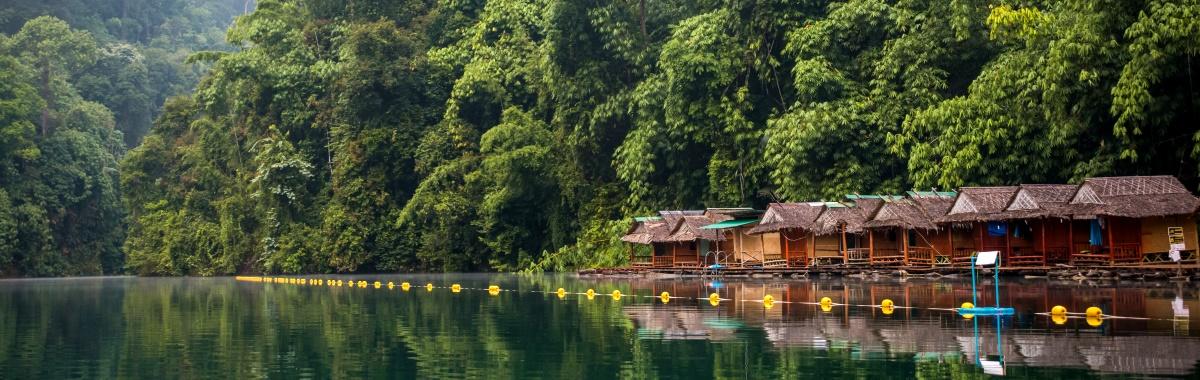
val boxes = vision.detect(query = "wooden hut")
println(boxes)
[746,203,826,267]
[811,199,884,265]
[620,217,673,267]
[996,184,1080,265]
[936,186,1020,265]
[862,192,955,266]
[662,214,730,268]
[1063,176,1200,265]
[696,208,768,267]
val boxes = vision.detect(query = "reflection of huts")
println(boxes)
[746,203,826,267]
[937,187,1021,265]
[863,192,955,266]
[624,304,736,341]
[810,199,885,265]
[1063,176,1200,265]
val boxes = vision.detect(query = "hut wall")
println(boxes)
[1033,219,1072,249]
[916,229,952,255]
[653,243,669,256]
[1107,217,1142,246]
[813,234,842,258]
[735,229,766,261]
[973,223,1008,251]
[870,229,901,256]
[781,229,807,259]
[672,242,698,260]
[949,227,974,252]
[1140,215,1198,254]
[762,232,782,257]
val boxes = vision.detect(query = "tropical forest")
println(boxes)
[1,0,1198,276]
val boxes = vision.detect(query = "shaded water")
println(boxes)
[2,274,1199,379]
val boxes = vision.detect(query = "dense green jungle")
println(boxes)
[0,0,1198,276]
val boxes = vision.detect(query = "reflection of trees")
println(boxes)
[1,276,1197,378]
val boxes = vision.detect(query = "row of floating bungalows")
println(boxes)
[620,175,1200,268]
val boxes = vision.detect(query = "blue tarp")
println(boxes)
[1089,220,1102,246]
[987,222,1007,237]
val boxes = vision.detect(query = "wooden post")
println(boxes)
[902,228,910,264]
[1068,219,1074,257]
[810,231,817,266]
[948,226,955,263]
[1004,222,1011,265]
[868,229,875,263]
[841,226,848,264]
[1106,217,1115,265]
[978,222,984,253]
[671,243,677,266]
[1040,220,1047,264]
[783,232,790,265]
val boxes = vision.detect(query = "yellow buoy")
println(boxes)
[358,281,367,288]
[1051,305,1067,316]
[425,283,434,291]
[373,281,382,289]
[960,302,974,309]
[1086,315,1103,327]
[763,294,775,309]
[660,291,670,304]
[387,282,395,289]
[451,284,462,293]
[401,282,411,291]
[556,288,566,299]
[881,299,894,308]
[1085,306,1102,318]
[488,285,500,296]
[1052,314,1068,325]
[586,289,596,300]
[611,290,622,301]
[881,305,895,315]
[820,297,832,306]
[820,303,832,313]
[709,293,721,307]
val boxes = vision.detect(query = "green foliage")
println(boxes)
[26,0,1199,275]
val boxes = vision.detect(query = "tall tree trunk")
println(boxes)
[639,0,647,40]
[39,64,51,137]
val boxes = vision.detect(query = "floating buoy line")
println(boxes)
[232,276,1168,326]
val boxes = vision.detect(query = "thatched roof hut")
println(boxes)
[937,186,1019,223]
[1002,184,1078,219]
[746,203,825,234]
[1066,176,1200,218]
[620,218,672,244]
[663,215,728,242]
[859,194,950,228]
[812,200,883,235]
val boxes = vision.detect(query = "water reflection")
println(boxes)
[0,275,1198,378]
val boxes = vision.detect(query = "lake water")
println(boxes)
[1,274,1198,379]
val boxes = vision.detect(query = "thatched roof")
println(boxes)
[620,219,672,244]
[1067,176,1200,218]
[937,186,1019,223]
[746,203,824,234]
[812,200,882,235]
[663,215,727,242]
[1002,184,1078,219]
[864,191,955,227]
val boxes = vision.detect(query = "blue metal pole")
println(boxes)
[971,255,978,307]
[994,254,1001,308]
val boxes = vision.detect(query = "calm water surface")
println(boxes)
[2,274,1199,379]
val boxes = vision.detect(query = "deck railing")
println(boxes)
[907,247,934,266]
[847,248,871,264]
[651,256,673,268]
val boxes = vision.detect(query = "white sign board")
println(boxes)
[975,251,999,267]
[1171,243,1186,251]
[980,360,1005,376]
[1170,250,1182,262]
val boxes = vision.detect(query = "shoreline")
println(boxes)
[579,265,1200,283]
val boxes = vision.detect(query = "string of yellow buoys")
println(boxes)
[233,276,1133,326]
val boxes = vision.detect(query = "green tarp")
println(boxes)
[699,219,757,229]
